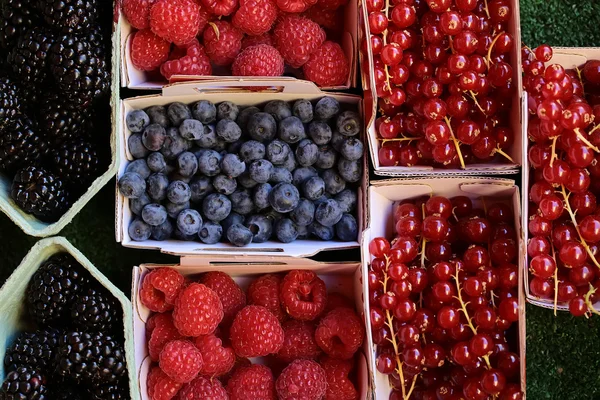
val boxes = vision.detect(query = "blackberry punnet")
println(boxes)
[70,287,119,332]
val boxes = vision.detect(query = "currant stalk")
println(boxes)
[444,116,466,169]
[380,0,392,94]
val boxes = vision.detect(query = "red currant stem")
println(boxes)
[550,239,558,316]
[406,374,418,399]
[468,91,486,114]
[381,0,393,95]
[490,290,496,308]
[588,123,600,136]
[420,204,427,269]
[448,37,456,54]
[483,0,490,19]
[444,117,466,169]
[485,31,506,69]
[493,147,515,163]
[379,137,421,144]
[573,128,600,153]
[575,66,586,97]
[584,284,599,316]
[483,198,496,310]
[549,136,559,167]
[208,22,220,40]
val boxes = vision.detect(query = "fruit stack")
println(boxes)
[121,0,352,87]
[137,266,365,399]
[0,0,112,223]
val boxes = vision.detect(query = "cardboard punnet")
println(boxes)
[361,177,527,399]
[115,79,367,257]
[359,0,524,176]
[0,237,138,399]
[131,257,370,399]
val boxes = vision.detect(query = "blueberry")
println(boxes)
[335,189,357,213]
[179,119,204,140]
[315,146,337,169]
[142,124,167,151]
[202,193,232,222]
[237,172,258,189]
[308,221,334,241]
[336,213,358,241]
[247,112,277,142]
[190,176,213,202]
[227,223,253,246]
[128,133,150,159]
[293,99,313,123]
[264,100,292,121]
[192,100,217,124]
[290,198,315,226]
[296,223,309,239]
[337,158,363,182]
[146,173,169,201]
[167,180,191,204]
[315,199,343,227]
[340,138,364,161]
[314,194,330,206]
[177,209,203,235]
[249,159,273,183]
[295,139,319,166]
[274,218,298,243]
[212,174,237,195]
[126,159,151,179]
[161,127,192,160]
[195,124,217,148]
[174,228,197,241]
[227,139,244,154]
[151,219,174,240]
[217,101,239,120]
[221,212,244,233]
[130,192,151,215]
[253,183,272,210]
[168,102,192,126]
[269,183,300,213]
[330,131,346,152]
[118,172,146,198]
[280,153,297,172]
[236,106,260,130]
[166,201,190,219]
[146,105,169,127]
[292,166,318,187]
[314,97,340,120]
[197,149,222,176]
[129,218,151,241]
[145,153,165,173]
[239,140,266,162]
[269,167,292,184]
[216,119,242,142]
[336,111,361,136]
[177,151,199,177]
[220,153,246,178]
[308,121,332,145]
[278,116,306,144]
[126,109,150,132]
[266,139,291,165]
[321,169,346,195]
[199,221,223,244]
[302,176,325,200]
[230,189,255,215]
[141,203,168,226]
[245,215,273,243]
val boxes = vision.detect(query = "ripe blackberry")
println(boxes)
[0,115,47,173]
[51,137,99,186]
[38,0,98,33]
[8,28,55,86]
[0,0,40,49]
[26,253,89,325]
[4,329,60,374]
[39,94,91,145]
[0,366,48,399]
[90,380,129,400]
[11,166,71,222]
[0,75,23,128]
[70,287,118,332]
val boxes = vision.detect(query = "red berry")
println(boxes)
[276,359,327,400]
[321,356,358,400]
[147,366,183,400]
[247,274,285,321]
[173,283,224,337]
[242,33,274,49]
[150,0,202,45]
[313,0,347,11]
[232,45,285,77]
[273,15,325,68]
[123,0,157,29]
[160,39,212,79]
[179,376,228,400]
[159,339,203,383]
[303,41,349,87]
[277,320,322,362]
[200,0,237,15]
[194,334,235,377]
[200,271,246,324]
[148,312,183,361]
[276,0,317,13]
[203,20,244,66]
[230,305,284,357]
[233,0,278,35]
[140,268,185,313]
[315,307,364,360]
[130,29,171,71]
[227,364,276,400]
[280,270,327,320]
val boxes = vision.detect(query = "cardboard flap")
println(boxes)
[178,255,324,268]
[459,182,517,197]
[551,47,600,68]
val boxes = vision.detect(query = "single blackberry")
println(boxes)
[55,331,127,384]
[51,137,99,186]
[25,253,89,325]
[8,28,55,86]
[90,380,129,400]
[38,0,97,33]
[4,329,60,374]
[70,287,118,332]
[0,115,47,173]
[0,366,48,399]
[11,166,71,222]
[0,0,40,49]
[0,75,23,128]
[39,94,91,145]
[86,24,109,57]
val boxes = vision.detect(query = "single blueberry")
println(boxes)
[269,167,292,184]
[338,158,363,182]
[295,139,319,166]
[151,219,174,241]
[177,209,203,235]
[161,127,192,160]
[192,100,217,124]
[274,218,298,243]
[177,151,199,177]
[197,149,222,176]
[239,140,266,162]
[189,176,213,203]
[269,183,300,213]
[309,221,334,241]
[245,215,273,243]
[236,106,260,130]
[249,159,273,183]
[302,176,325,200]
[296,223,309,239]
[292,166,318,187]
[118,172,146,198]
[130,192,151,215]
[247,112,277,142]
[264,100,292,122]
[126,159,151,179]
[141,203,168,226]
[221,212,244,233]
[315,146,337,169]
[237,172,258,189]
[253,183,272,210]
[278,116,306,144]
[202,193,232,222]
[174,228,197,241]
[330,131,346,152]
[212,174,237,195]
[336,213,358,241]
[314,97,340,120]
[308,121,332,145]
[321,169,346,195]
[340,138,364,161]
[336,111,361,136]
[266,139,291,165]
[315,199,343,227]
[146,173,169,201]
[198,221,223,244]
[195,124,218,148]
[230,189,255,215]
[126,109,150,133]
[145,105,169,127]
[179,119,204,140]
[167,102,192,126]
[166,201,190,219]
[220,153,246,178]
[129,218,151,241]
[128,133,150,159]
[335,189,357,213]
[146,152,166,173]
[216,119,242,142]
[280,153,297,172]
[217,101,239,121]
[292,99,313,123]
[167,180,191,204]
[227,223,253,246]
[290,198,315,226]
[142,124,167,151]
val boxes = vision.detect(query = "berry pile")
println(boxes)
[140,267,364,399]
[122,0,351,87]
[0,253,129,399]
[524,44,600,316]
[367,195,522,399]
[363,0,517,169]
[0,0,111,222]
[118,97,363,246]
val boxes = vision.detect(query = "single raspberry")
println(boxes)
[232,45,284,77]
[200,0,237,16]
[203,21,243,66]
[221,357,252,386]
[179,376,228,399]
[276,0,316,13]
[247,274,285,321]
[140,268,185,313]
[303,41,349,87]
[315,0,347,10]
[227,364,276,400]
[230,305,284,357]
[131,29,171,71]
[232,0,277,36]
[159,339,204,383]
[150,0,202,45]
[194,334,236,377]
[321,356,358,400]
[324,292,353,314]
[200,271,246,324]
[242,34,274,49]
[173,283,224,337]
[146,311,169,338]
[280,270,327,321]
[315,307,364,360]
[276,320,321,362]
[147,366,183,400]
[148,312,183,361]
[160,40,212,79]
[275,359,327,400]
[273,15,325,68]
[123,0,158,29]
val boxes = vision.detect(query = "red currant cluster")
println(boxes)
[363,0,517,169]
[524,44,600,317]
[367,195,522,400]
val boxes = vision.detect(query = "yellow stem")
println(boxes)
[380,137,421,144]
[208,22,220,40]
[584,284,600,316]
[406,375,419,399]
[420,203,427,269]
[444,117,466,169]
[493,147,515,163]
[381,0,392,94]
[485,31,506,68]
[574,128,600,153]
[576,66,586,97]
[468,91,486,114]
[483,0,490,18]
[549,136,558,167]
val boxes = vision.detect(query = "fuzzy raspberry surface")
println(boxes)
[233,0,278,36]
[315,307,364,360]
[232,45,284,77]
[277,320,322,362]
[173,283,223,336]
[194,334,236,377]
[179,376,228,399]
[148,313,183,361]
[275,0,316,13]
[273,15,325,68]
[247,274,285,321]
[227,364,276,400]
[203,20,244,66]
[230,305,284,357]
[122,0,158,29]
[200,0,237,16]
[147,366,183,400]
[159,339,204,383]
[200,271,246,324]
[130,29,171,71]
[150,0,202,45]
[303,40,349,87]
[241,33,274,49]
[275,359,327,400]
[160,39,212,79]
[321,356,359,400]
[140,268,185,313]
[280,270,327,320]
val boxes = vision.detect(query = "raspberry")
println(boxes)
[304,7,343,32]
[280,270,327,321]
[160,40,212,80]
[275,359,327,400]
[247,274,285,321]
[200,271,246,324]
[159,339,204,383]
[230,305,284,357]
[150,0,202,45]
[146,311,169,338]
[179,376,228,399]
[303,41,349,87]
[242,34,274,49]
[130,29,171,71]
[200,0,237,16]
[140,268,185,313]
[203,21,243,66]
[276,0,316,13]
[227,364,276,400]
[321,357,358,400]
[173,283,223,337]
[315,307,364,360]
[315,0,347,10]
[232,45,284,77]
[273,15,325,68]
[123,0,158,29]
[221,357,252,386]
[324,292,353,313]
[147,366,183,400]
[194,334,236,377]
[232,0,277,36]
[277,320,322,362]
[148,313,183,361]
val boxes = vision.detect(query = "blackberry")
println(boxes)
[55,331,127,384]
[25,253,89,325]
[90,380,129,400]
[49,383,85,400]
[0,75,23,128]
[38,0,97,33]
[52,137,99,186]
[11,166,71,222]
[4,329,60,373]
[0,115,47,173]
[70,287,118,332]
[8,28,55,86]
[0,0,40,50]
[39,94,91,144]
[0,366,48,399]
